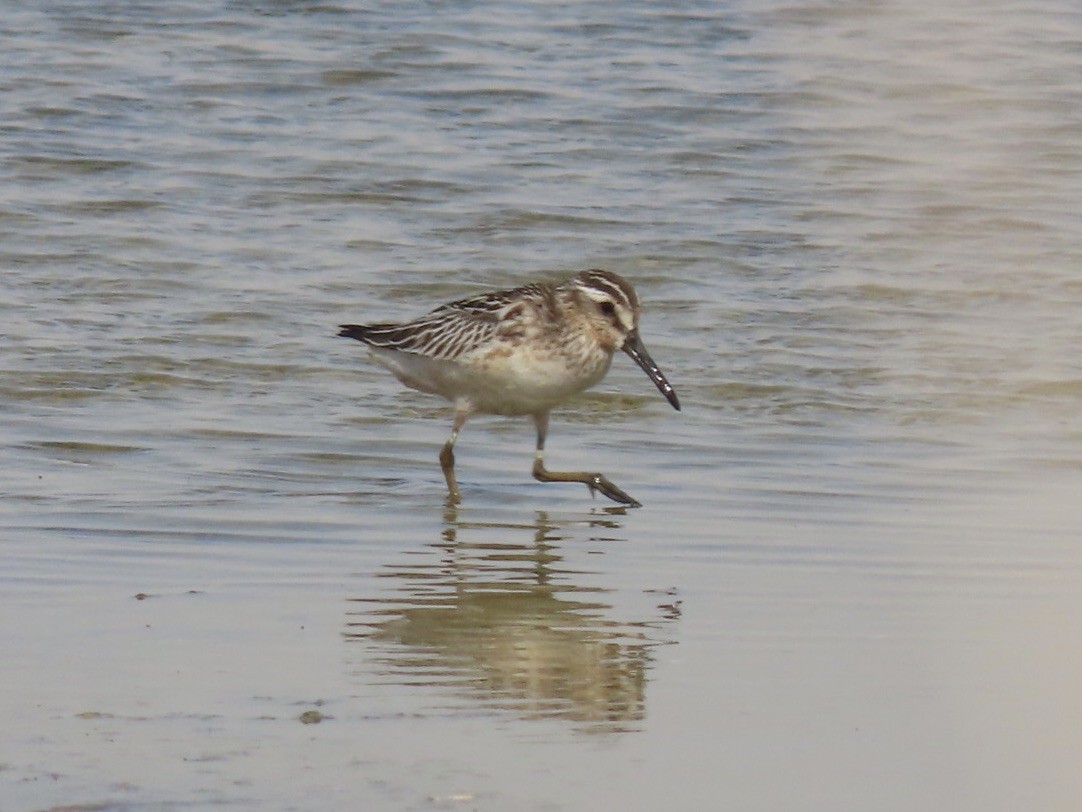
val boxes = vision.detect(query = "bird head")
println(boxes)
[572,269,680,411]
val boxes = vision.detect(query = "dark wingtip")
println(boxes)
[338,324,364,340]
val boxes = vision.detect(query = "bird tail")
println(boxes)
[338,323,407,347]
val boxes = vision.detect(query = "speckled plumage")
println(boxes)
[338,269,679,506]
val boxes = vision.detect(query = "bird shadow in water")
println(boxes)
[343,505,681,732]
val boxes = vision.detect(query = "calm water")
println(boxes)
[3,1,1081,810]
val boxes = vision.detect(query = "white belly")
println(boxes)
[368,346,614,416]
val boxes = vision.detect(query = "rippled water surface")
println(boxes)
[3,1,1081,810]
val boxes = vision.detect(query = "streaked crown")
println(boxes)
[569,269,641,348]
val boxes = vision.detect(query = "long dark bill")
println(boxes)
[622,330,681,411]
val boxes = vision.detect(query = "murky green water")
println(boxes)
[3,1,1081,810]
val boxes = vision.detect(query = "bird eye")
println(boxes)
[597,301,616,317]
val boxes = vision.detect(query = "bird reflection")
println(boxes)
[343,506,678,731]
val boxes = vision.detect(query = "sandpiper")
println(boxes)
[338,269,680,507]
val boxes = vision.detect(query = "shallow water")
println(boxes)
[3,1,1081,810]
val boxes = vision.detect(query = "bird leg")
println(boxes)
[440,407,471,504]
[530,412,642,508]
